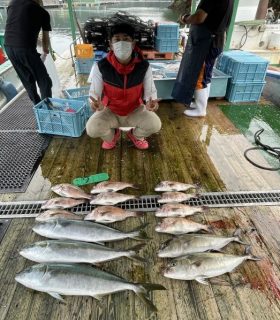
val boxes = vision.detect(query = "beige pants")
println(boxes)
[86,105,162,142]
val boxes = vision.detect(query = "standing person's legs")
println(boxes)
[27,49,52,100]
[5,46,41,104]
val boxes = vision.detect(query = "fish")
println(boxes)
[158,231,247,258]
[155,181,199,192]
[33,219,148,243]
[84,206,144,223]
[163,250,260,284]
[51,183,91,200]
[20,240,146,264]
[41,197,87,210]
[91,181,139,194]
[157,192,199,204]
[155,218,211,235]
[90,192,137,206]
[15,263,166,313]
[36,209,83,222]
[155,203,208,218]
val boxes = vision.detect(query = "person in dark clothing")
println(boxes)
[172,0,234,117]
[4,0,52,104]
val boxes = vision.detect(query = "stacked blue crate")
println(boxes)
[217,51,269,102]
[155,22,179,53]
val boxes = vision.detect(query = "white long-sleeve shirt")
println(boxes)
[88,62,157,102]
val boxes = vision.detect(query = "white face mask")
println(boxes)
[112,41,133,61]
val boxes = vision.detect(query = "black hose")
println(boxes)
[244,128,280,171]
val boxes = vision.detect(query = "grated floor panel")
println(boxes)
[0,93,37,131]
[0,132,50,193]
[1,191,280,218]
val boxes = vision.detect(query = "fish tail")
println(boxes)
[135,291,158,314]
[129,223,150,240]
[244,246,262,261]
[132,184,141,190]
[135,211,145,217]
[134,283,166,313]
[194,182,202,190]
[202,205,209,211]
[233,228,248,245]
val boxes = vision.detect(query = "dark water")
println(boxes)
[0,5,177,54]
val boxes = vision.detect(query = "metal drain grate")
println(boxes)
[1,191,280,219]
[0,132,50,193]
[0,93,37,132]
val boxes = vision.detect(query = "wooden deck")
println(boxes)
[1,80,280,318]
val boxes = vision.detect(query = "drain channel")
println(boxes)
[1,191,280,219]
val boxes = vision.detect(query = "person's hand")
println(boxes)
[89,96,104,111]
[146,97,159,112]
[179,13,190,24]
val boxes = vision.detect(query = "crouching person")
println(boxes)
[86,23,161,150]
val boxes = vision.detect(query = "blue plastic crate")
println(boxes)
[94,50,107,62]
[156,22,179,39]
[63,86,94,118]
[155,37,179,53]
[75,57,94,74]
[226,55,269,83]
[226,81,266,103]
[33,98,87,137]
[217,50,253,72]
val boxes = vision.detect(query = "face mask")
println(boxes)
[112,41,133,61]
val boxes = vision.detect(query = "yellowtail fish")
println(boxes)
[163,250,260,284]
[158,230,247,258]
[16,263,166,313]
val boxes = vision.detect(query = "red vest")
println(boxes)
[98,47,149,116]
[0,48,6,65]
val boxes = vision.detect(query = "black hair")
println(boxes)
[110,23,135,40]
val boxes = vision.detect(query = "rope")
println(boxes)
[244,128,280,171]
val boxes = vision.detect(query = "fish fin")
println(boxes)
[137,283,166,291]
[127,254,147,264]
[132,184,141,190]
[233,228,248,245]
[195,277,209,285]
[127,243,146,252]
[209,278,231,286]
[48,292,65,302]
[92,294,103,302]
[135,292,158,314]
[135,211,145,217]
[95,242,105,246]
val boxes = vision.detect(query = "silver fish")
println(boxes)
[36,209,83,222]
[158,192,198,204]
[155,181,199,192]
[20,240,146,264]
[158,232,247,258]
[163,251,260,284]
[51,183,91,200]
[155,218,211,235]
[84,206,144,223]
[15,263,165,313]
[155,203,208,218]
[33,219,148,242]
[41,197,87,210]
[90,192,137,205]
[91,181,139,194]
